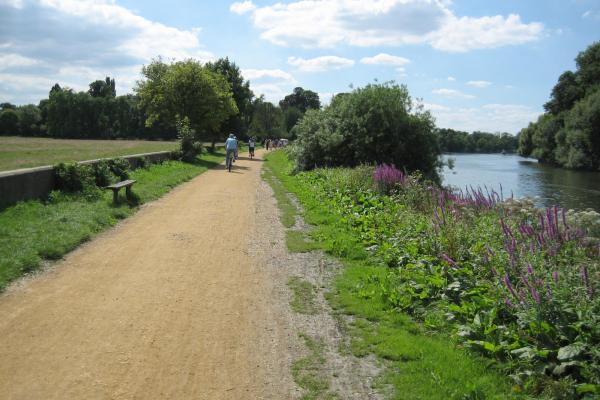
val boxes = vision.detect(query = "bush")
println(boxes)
[108,158,130,180]
[54,163,95,192]
[91,160,114,187]
[291,82,440,181]
[177,116,203,162]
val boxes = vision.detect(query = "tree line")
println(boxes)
[436,128,518,153]
[519,41,600,171]
[0,58,321,144]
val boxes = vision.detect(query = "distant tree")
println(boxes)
[136,58,238,143]
[206,57,254,139]
[0,102,17,111]
[88,77,116,98]
[0,109,19,135]
[16,104,42,136]
[249,96,285,139]
[279,87,320,113]
[283,106,303,136]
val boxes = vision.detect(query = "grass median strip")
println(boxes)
[288,276,320,315]
[0,151,224,291]
[292,333,339,400]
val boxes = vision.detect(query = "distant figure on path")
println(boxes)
[225,134,238,165]
[248,137,256,158]
[265,139,270,151]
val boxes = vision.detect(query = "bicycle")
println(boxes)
[226,150,235,172]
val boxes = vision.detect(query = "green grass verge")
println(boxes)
[262,163,297,228]
[292,333,339,400]
[288,276,320,315]
[0,136,179,171]
[0,150,224,291]
[264,150,521,400]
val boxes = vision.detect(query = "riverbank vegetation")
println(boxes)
[267,149,599,398]
[0,150,224,291]
[436,128,519,153]
[519,41,600,171]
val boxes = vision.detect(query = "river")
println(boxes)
[441,153,600,212]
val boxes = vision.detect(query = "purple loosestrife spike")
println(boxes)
[553,271,559,283]
[441,253,458,268]
[503,274,519,300]
[527,263,534,275]
[505,298,513,307]
[531,287,541,304]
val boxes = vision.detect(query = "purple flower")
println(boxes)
[552,271,559,283]
[441,253,458,268]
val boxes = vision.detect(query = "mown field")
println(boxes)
[0,136,178,171]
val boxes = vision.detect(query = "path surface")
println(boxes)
[0,150,298,399]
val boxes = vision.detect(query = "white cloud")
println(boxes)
[0,0,214,104]
[232,0,543,51]
[360,53,410,67]
[242,68,297,83]
[318,92,336,105]
[230,1,256,15]
[447,76,456,81]
[241,68,297,103]
[0,53,38,69]
[427,103,541,133]
[432,88,475,99]
[421,102,450,112]
[467,80,492,88]
[429,14,543,52]
[287,55,354,72]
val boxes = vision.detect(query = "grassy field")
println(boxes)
[0,150,224,291]
[0,136,179,171]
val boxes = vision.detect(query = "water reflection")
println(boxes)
[442,154,600,211]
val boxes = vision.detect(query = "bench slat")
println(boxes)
[106,179,136,189]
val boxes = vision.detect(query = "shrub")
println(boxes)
[177,116,203,162]
[91,160,114,187]
[54,162,94,192]
[109,158,130,180]
[291,82,440,181]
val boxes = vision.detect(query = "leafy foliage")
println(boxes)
[291,82,440,181]
[520,41,600,171]
[437,128,518,153]
[274,150,600,397]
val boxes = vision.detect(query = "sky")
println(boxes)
[0,0,599,134]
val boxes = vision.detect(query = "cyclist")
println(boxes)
[248,136,256,159]
[225,134,237,170]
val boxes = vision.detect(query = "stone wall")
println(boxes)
[0,151,174,208]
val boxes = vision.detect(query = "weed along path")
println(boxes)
[0,150,299,399]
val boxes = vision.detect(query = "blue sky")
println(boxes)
[0,0,599,133]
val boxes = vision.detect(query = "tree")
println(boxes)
[0,102,16,111]
[291,82,440,180]
[88,77,116,98]
[575,41,600,92]
[0,109,19,135]
[16,104,42,136]
[279,87,320,113]
[136,58,238,142]
[544,71,584,115]
[249,96,284,139]
[206,58,254,138]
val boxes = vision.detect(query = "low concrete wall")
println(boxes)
[0,151,175,208]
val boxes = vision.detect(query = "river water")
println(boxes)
[441,154,600,212]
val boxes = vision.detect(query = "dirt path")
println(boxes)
[0,150,299,399]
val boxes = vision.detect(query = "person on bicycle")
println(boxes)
[248,137,256,158]
[225,134,237,168]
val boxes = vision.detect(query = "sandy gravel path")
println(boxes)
[0,150,298,399]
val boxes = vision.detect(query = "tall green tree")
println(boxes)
[206,57,254,138]
[279,87,320,113]
[249,96,284,139]
[88,77,116,98]
[136,58,238,142]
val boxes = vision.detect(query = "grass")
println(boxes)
[0,136,179,171]
[292,333,339,400]
[264,150,522,400]
[288,276,320,315]
[261,163,297,228]
[0,150,224,291]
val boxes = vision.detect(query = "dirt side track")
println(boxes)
[0,150,297,399]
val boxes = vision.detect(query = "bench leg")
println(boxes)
[113,189,119,203]
[125,186,132,200]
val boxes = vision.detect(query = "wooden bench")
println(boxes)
[105,179,136,203]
